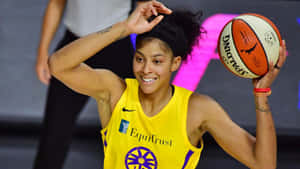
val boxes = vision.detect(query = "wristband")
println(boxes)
[254,87,271,93]
[253,90,272,97]
[253,88,272,96]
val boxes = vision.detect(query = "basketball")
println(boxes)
[217,13,282,78]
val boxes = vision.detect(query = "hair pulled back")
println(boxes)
[136,10,205,61]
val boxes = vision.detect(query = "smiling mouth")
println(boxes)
[141,77,157,84]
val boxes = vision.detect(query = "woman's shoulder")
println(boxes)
[189,92,217,108]
[188,93,222,123]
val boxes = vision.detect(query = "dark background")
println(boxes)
[0,0,299,169]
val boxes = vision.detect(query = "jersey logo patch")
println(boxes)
[125,146,157,169]
[119,119,130,134]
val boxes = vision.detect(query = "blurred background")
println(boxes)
[0,0,299,169]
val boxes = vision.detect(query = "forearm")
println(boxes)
[49,21,130,74]
[254,96,277,169]
[38,0,66,57]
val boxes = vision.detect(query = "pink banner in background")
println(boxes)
[172,14,238,91]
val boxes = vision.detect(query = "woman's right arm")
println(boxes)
[48,1,172,101]
[49,21,130,100]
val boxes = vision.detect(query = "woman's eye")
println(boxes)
[136,57,143,62]
[153,60,161,64]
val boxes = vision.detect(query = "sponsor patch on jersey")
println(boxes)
[119,119,130,134]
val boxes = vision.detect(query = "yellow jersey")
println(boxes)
[101,79,204,169]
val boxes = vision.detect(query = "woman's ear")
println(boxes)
[171,56,182,72]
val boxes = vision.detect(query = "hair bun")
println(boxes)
[164,10,204,60]
[137,10,204,61]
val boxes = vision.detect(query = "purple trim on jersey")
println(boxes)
[104,131,108,147]
[298,81,300,110]
[181,150,194,169]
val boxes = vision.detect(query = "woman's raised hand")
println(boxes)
[125,1,172,35]
[252,40,287,89]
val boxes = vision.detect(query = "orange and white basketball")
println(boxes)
[218,13,282,78]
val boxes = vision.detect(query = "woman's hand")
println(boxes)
[36,53,51,85]
[125,1,172,35]
[252,40,287,88]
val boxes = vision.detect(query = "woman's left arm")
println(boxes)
[203,40,287,169]
[251,40,286,169]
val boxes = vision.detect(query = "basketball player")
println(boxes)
[48,1,287,168]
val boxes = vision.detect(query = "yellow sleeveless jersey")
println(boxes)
[101,79,204,169]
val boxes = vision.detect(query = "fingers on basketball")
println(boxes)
[278,40,287,67]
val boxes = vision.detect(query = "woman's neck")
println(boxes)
[138,85,173,117]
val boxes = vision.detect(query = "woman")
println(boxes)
[49,1,287,169]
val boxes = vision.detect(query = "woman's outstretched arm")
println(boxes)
[200,40,286,169]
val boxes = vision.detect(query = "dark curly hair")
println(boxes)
[136,10,205,61]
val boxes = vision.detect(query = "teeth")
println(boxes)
[142,77,155,82]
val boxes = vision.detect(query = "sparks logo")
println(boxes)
[125,147,157,169]
[119,119,130,134]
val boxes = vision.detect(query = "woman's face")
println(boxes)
[133,39,181,94]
